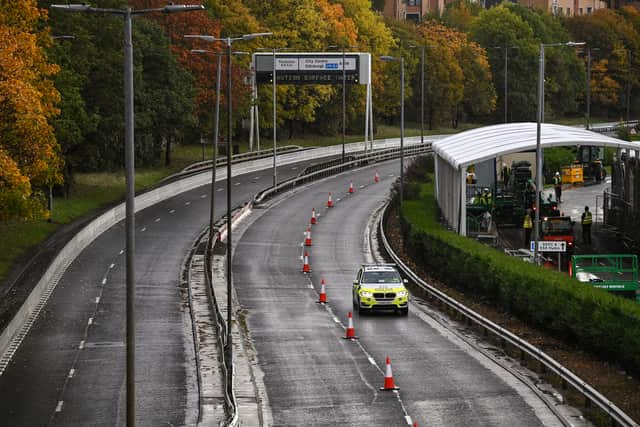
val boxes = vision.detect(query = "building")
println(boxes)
[522,0,607,15]
[383,0,435,22]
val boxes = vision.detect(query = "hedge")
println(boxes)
[400,182,640,377]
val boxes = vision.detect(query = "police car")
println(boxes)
[352,264,409,315]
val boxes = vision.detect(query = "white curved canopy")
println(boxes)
[433,122,638,170]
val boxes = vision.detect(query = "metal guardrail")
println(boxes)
[590,120,639,134]
[378,201,639,427]
[254,144,433,205]
[159,145,305,184]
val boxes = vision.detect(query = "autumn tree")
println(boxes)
[0,0,61,220]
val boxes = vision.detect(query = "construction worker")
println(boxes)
[581,206,592,244]
[523,209,533,248]
[553,171,562,203]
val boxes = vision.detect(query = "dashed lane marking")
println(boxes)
[101,278,107,285]
[68,369,75,378]
[119,249,124,255]
[185,201,191,206]
[169,209,175,214]
[55,401,63,412]
[78,341,85,350]
[109,263,115,269]
[140,227,146,232]
[359,185,365,189]
[200,194,207,198]
[88,318,93,325]
[95,297,100,304]
[368,356,376,366]
[234,182,241,186]
[154,217,160,222]
[217,188,223,192]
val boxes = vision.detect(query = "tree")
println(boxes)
[0,0,61,220]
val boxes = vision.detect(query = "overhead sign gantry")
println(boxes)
[252,52,371,85]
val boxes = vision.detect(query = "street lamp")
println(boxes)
[256,47,292,188]
[409,45,435,144]
[585,47,600,130]
[190,49,249,257]
[185,31,271,372]
[534,41,585,264]
[381,54,405,205]
[491,46,519,123]
[50,4,204,426]
[329,44,358,163]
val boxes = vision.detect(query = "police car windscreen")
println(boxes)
[362,271,402,284]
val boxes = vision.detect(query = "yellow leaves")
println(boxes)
[0,0,62,220]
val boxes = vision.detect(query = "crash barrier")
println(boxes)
[590,120,639,135]
[380,187,639,427]
[253,143,433,206]
[161,145,304,184]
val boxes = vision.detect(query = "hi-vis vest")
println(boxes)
[523,215,533,229]
[553,176,561,186]
[582,211,592,225]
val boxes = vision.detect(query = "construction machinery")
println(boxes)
[569,254,639,302]
[562,146,606,185]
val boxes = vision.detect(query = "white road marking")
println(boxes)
[55,401,63,412]
[119,249,124,255]
[291,166,298,170]
[109,263,115,269]
[68,369,75,378]
[368,356,376,366]
[101,278,107,285]
[359,185,365,189]
[234,182,241,186]
[88,318,93,325]
[332,316,340,324]
[154,217,160,222]
[217,188,223,192]
[308,284,314,289]
[405,416,413,425]
[79,340,85,350]
[253,176,260,180]
[95,297,100,304]
[169,209,175,214]
[140,227,146,232]
[389,173,395,177]
[200,194,207,198]
[185,201,191,206]
[337,198,341,202]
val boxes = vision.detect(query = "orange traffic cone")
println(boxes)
[310,208,317,225]
[304,226,312,246]
[380,356,400,391]
[327,192,333,208]
[374,170,380,183]
[343,311,358,340]
[317,278,327,304]
[348,180,354,194]
[302,251,311,273]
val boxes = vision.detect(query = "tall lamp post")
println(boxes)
[256,47,292,188]
[185,31,271,366]
[50,4,204,426]
[490,46,518,123]
[191,49,249,256]
[585,47,600,130]
[409,45,435,144]
[329,44,357,163]
[381,55,405,205]
[534,41,584,264]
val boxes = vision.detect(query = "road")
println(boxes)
[233,160,568,426]
[0,160,316,426]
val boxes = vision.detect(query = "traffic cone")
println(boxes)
[304,227,312,246]
[348,180,354,194]
[374,170,380,183]
[317,278,327,304]
[310,208,317,225]
[343,311,358,340]
[302,251,311,273]
[327,192,333,208]
[380,356,400,391]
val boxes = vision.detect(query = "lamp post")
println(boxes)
[50,4,204,426]
[191,49,249,257]
[256,47,291,188]
[329,44,357,163]
[626,49,632,124]
[185,31,270,367]
[409,45,435,144]
[381,55,405,205]
[534,41,584,264]
[490,46,518,123]
[585,47,600,130]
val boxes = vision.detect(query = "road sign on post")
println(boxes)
[530,241,567,252]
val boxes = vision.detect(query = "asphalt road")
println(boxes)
[0,160,315,426]
[233,161,565,426]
